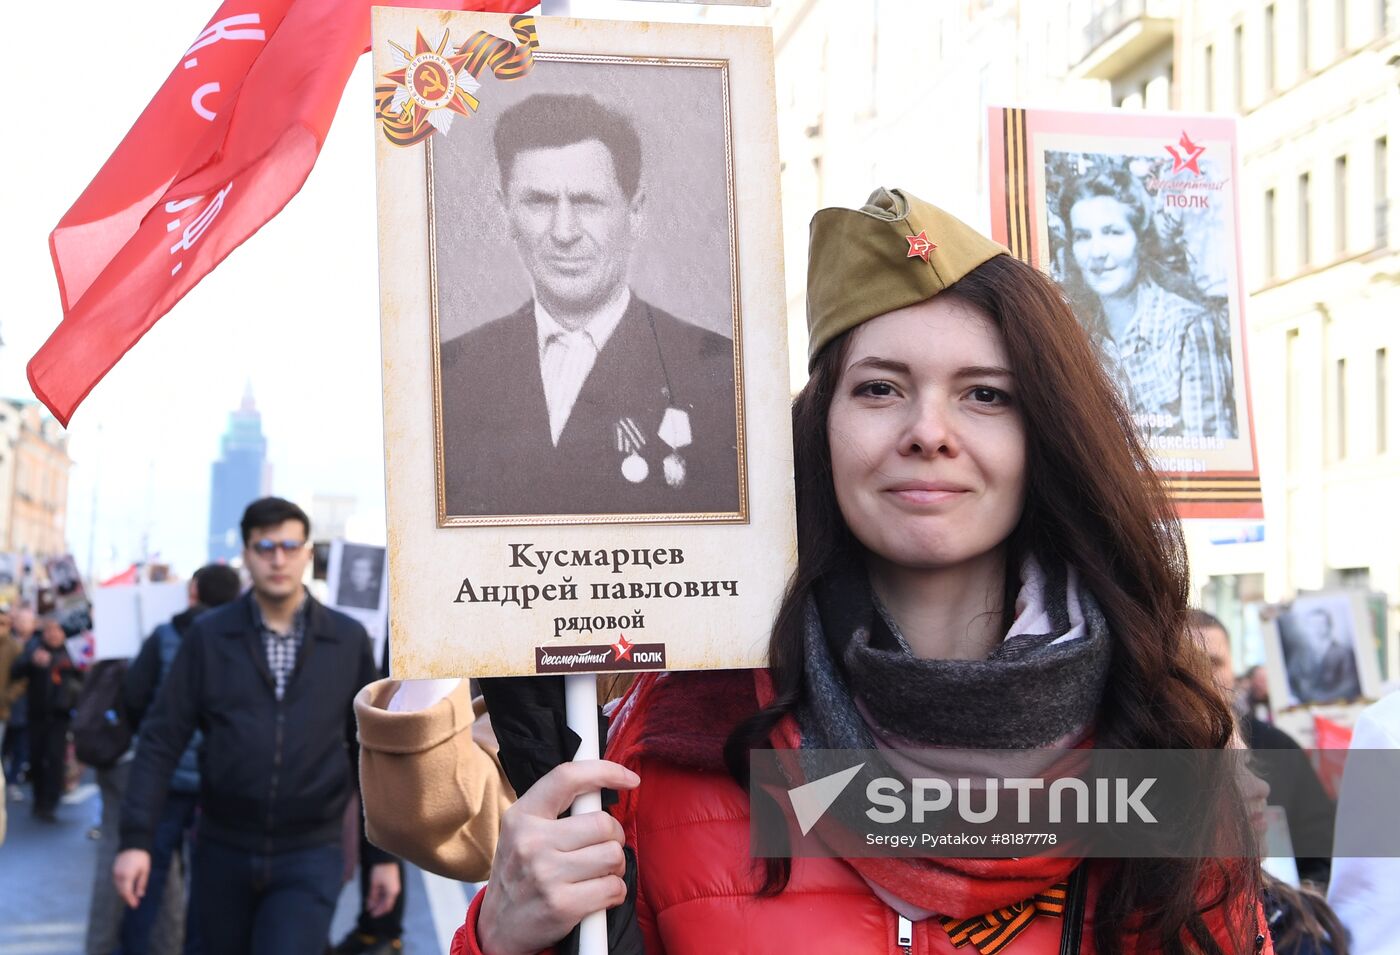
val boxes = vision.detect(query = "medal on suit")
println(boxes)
[657,407,691,488]
[615,418,649,483]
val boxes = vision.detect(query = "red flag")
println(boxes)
[31,0,536,426]
[99,564,141,588]
[1312,712,1355,800]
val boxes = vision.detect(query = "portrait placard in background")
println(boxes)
[372,10,794,678]
[989,108,1261,519]
[1263,592,1383,710]
[326,540,389,663]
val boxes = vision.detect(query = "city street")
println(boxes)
[0,776,476,954]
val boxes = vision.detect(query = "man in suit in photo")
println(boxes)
[1288,606,1362,704]
[438,92,741,518]
[338,550,382,611]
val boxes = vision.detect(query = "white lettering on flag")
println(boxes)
[191,82,222,121]
[185,13,266,58]
[166,183,234,276]
[163,196,203,214]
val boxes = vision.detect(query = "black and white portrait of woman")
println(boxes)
[1046,154,1239,441]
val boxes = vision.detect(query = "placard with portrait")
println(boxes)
[988,107,1261,519]
[326,539,390,664]
[1262,591,1383,711]
[372,9,794,678]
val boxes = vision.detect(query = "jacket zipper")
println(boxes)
[265,697,284,857]
[897,914,913,955]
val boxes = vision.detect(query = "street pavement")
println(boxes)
[0,775,478,954]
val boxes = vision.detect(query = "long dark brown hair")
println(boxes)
[723,253,1259,954]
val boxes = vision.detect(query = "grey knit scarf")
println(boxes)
[796,557,1111,753]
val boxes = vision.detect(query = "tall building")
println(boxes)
[0,399,71,558]
[208,384,269,562]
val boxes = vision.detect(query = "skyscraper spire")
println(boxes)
[208,387,269,562]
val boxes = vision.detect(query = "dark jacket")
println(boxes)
[1242,714,1335,887]
[10,636,81,721]
[125,606,206,794]
[124,606,201,728]
[439,294,741,517]
[119,593,382,857]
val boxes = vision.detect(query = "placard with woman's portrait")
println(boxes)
[988,108,1261,519]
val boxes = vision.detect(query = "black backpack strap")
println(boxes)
[1059,864,1090,955]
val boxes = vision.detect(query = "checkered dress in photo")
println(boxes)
[252,599,307,701]
[1096,280,1237,440]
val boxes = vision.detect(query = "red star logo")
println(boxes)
[1164,130,1206,176]
[611,634,634,661]
[906,230,936,262]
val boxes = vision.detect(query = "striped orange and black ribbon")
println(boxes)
[375,84,432,147]
[1162,474,1263,504]
[1000,107,1032,266]
[460,14,539,80]
[940,881,1069,955]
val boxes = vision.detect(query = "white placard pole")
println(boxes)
[564,672,607,955]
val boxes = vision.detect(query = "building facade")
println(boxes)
[0,400,72,558]
[1170,0,1399,679]
[767,0,1399,679]
[207,385,270,562]
[770,0,1109,384]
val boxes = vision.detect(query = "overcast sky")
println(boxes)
[1,0,764,580]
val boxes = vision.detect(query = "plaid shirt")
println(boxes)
[1095,281,1237,441]
[252,596,307,701]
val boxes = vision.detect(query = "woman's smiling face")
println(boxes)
[1069,194,1141,299]
[827,296,1027,573]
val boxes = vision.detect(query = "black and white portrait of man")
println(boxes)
[335,545,385,612]
[431,61,742,522]
[1276,597,1364,706]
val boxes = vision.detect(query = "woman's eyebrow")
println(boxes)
[951,365,1015,380]
[845,356,910,375]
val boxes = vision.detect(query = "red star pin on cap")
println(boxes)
[906,230,936,262]
[612,634,634,661]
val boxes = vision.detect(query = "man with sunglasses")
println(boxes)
[113,497,399,954]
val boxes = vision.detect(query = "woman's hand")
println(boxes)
[477,759,640,955]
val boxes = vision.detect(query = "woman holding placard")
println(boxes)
[413,189,1273,954]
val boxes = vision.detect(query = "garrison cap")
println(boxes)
[805,187,1009,367]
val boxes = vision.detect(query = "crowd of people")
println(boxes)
[1,497,408,955]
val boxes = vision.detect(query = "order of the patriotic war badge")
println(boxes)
[375,14,540,148]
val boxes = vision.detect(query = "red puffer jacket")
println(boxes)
[452,671,1273,955]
